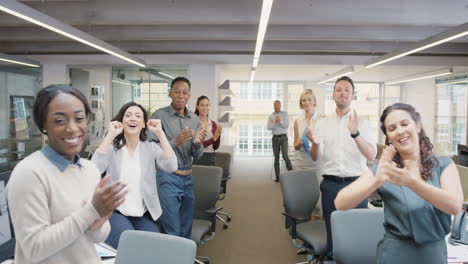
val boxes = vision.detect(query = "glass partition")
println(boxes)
[111,66,188,117]
[0,67,42,173]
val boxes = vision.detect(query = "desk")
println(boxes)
[448,236,468,263]
[1,258,114,264]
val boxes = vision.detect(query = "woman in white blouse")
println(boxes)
[92,102,177,248]
[293,89,323,219]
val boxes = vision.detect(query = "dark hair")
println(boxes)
[111,102,148,150]
[170,76,191,90]
[33,84,91,135]
[194,95,209,116]
[334,76,355,92]
[380,103,436,180]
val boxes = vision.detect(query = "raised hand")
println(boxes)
[147,119,163,137]
[195,127,208,144]
[374,145,398,185]
[348,109,359,135]
[92,175,127,218]
[108,121,123,138]
[174,128,194,147]
[213,125,223,140]
[306,128,320,145]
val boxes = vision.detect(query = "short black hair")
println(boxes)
[170,76,191,90]
[33,84,91,135]
[334,76,355,92]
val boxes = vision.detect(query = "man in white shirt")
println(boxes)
[307,76,377,257]
[267,100,293,182]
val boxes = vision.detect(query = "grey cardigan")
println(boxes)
[91,140,177,221]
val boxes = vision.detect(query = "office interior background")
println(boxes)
[0,0,467,262]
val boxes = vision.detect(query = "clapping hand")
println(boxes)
[306,128,320,145]
[195,127,207,144]
[108,121,123,138]
[147,119,164,137]
[174,127,194,147]
[91,175,127,230]
[275,115,280,123]
[348,109,359,135]
[375,145,420,187]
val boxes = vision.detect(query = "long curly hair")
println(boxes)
[380,103,437,180]
[111,102,148,150]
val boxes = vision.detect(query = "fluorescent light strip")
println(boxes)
[158,71,175,79]
[251,0,273,70]
[249,70,256,84]
[317,67,355,84]
[0,2,146,67]
[112,80,132,86]
[0,57,39,67]
[365,22,468,68]
[384,68,453,85]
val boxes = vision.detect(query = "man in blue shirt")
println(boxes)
[267,100,292,182]
[150,77,207,238]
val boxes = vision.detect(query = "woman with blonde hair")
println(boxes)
[293,89,322,219]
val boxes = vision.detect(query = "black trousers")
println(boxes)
[272,134,292,179]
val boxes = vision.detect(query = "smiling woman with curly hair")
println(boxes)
[335,103,463,264]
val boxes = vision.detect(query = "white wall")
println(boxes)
[42,63,68,87]
[402,78,436,141]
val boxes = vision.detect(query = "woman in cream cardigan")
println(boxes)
[92,102,177,248]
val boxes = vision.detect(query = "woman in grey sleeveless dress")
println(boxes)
[335,103,463,264]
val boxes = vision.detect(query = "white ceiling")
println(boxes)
[0,0,467,57]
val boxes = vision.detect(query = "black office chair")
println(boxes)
[191,165,223,264]
[280,169,327,264]
[213,152,232,229]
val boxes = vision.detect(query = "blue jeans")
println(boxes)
[157,169,194,238]
[105,210,159,249]
[320,177,368,257]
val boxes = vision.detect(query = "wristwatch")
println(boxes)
[351,130,360,138]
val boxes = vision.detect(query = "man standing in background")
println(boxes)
[267,100,293,182]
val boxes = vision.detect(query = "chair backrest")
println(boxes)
[457,165,468,199]
[192,165,222,220]
[115,230,196,264]
[280,169,320,220]
[331,208,385,264]
[214,152,231,180]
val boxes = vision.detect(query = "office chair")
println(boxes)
[114,230,196,264]
[191,165,223,264]
[280,169,327,263]
[331,208,385,264]
[213,152,232,229]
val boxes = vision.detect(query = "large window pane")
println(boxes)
[434,82,467,155]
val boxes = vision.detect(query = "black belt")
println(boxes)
[273,134,287,137]
[323,175,359,183]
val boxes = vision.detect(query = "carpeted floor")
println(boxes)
[196,156,314,264]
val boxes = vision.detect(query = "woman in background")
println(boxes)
[294,89,322,219]
[7,84,126,264]
[335,103,463,264]
[194,95,222,165]
[92,102,177,249]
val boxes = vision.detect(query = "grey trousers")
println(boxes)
[272,134,292,180]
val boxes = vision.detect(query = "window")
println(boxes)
[434,79,467,155]
[112,67,187,116]
[237,125,272,155]
[238,81,283,101]
[324,82,400,143]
